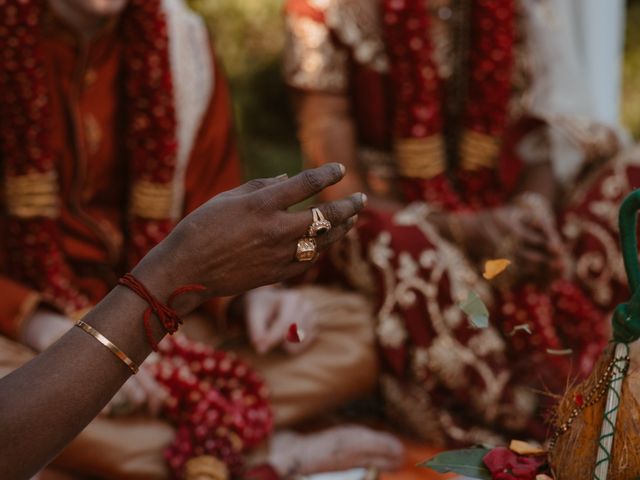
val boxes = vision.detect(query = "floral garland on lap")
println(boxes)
[152,336,273,479]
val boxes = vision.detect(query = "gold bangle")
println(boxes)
[75,320,139,374]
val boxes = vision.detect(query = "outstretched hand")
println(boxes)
[457,204,565,283]
[133,163,365,313]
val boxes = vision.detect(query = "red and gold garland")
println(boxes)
[0,0,177,315]
[381,0,515,209]
[152,336,273,479]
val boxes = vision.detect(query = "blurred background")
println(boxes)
[189,0,640,180]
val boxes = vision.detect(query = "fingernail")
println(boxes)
[276,173,288,180]
[350,214,359,224]
[338,163,346,175]
[361,192,368,206]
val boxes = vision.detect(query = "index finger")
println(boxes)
[254,163,346,210]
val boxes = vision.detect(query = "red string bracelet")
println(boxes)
[118,273,206,351]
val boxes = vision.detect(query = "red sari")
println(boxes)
[285,0,636,445]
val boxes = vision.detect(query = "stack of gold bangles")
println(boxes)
[295,207,332,262]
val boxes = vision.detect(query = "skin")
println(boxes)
[294,91,565,284]
[47,0,128,39]
[0,165,366,480]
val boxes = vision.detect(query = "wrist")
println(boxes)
[130,243,205,318]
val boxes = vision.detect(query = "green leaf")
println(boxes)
[469,313,489,329]
[459,291,490,329]
[418,448,493,479]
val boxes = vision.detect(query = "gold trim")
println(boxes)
[130,180,173,220]
[5,171,60,218]
[76,320,139,374]
[283,14,348,93]
[459,130,500,171]
[394,135,446,179]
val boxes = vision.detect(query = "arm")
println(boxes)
[284,2,398,206]
[293,92,365,202]
[0,165,365,479]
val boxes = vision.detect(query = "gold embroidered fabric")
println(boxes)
[5,171,60,218]
[394,136,446,179]
[562,147,640,307]
[283,14,349,93]
[130,180,174,220]
[334,203,523,444]
[323,0,389,73]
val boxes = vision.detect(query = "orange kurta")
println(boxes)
[0,13,241,339]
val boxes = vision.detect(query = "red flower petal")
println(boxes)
[286,323,304,343]
[484,447,518,473]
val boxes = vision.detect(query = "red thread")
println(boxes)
[118,273,206,350]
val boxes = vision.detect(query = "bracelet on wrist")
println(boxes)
[118,273,206,351]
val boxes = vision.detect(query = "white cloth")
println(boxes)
[570,0,625,126]
[162,0,214,219]
[521,0,626,184]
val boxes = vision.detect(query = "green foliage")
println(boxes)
[188,0,302,180]
[419,448,493,479]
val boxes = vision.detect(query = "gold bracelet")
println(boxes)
[75,320,139,374]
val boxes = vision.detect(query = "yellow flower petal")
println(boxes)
[509,439,546,456]
[483,258,511,280]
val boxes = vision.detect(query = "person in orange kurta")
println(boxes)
[0,0,403,478]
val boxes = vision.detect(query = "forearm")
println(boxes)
[295,93,365,201]
[0,249,173,479]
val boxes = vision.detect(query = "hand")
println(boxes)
[20,309,74,352]
[133,164,365,313]
[453,205,564,283]
[245,286,319,355]
[102,362,168,417]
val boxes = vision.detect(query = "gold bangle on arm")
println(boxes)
[75,320,139,374]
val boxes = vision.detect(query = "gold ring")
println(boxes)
[308,207,332,237]
[296,236,317,262]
